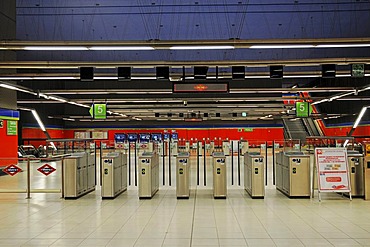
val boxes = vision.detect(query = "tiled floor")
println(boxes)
[1,155,370,246]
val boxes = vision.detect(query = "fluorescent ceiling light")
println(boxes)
[250,45,314,49]
[62,118,75,122]
[89,46,154,50]
[0,83,36,95]
[353,107,368,128]
[316,44,370,48]
[31,109,46,132]
[283,75,321,78]
[170,45,234,50]
[24,46,88,51]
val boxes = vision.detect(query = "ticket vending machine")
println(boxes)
[138,152,159,199]
[222,140,230,156]
[176,152,190,198]
[212,152,227,198]
[364,144,370,200]
[346,150,364,197]
[101,152,127,199]
[244,153,265,198]
[276,152,310,198]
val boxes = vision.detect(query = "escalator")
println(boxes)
[283,117,323,143]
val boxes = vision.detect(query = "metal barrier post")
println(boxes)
[272,140,275,185]
[237,141,240,186]
[134,142,137,186]
[265,141,268,186]
[203,141,206,186]
[163,141,165,185]
[61,157,65,198]
[197,141,200,186]
[231,140,234,185]
[169,141,171,186]
[128,142,131,185]
[26,158,31,199]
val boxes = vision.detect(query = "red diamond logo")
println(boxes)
[37,164,56,176]
[2,164,22,176]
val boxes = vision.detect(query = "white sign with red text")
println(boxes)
[315,148,351,192]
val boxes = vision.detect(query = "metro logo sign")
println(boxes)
[2,164,22,176]
[37,164,56,176]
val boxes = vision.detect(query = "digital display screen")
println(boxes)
[139,133,150,143]
[127,133,138,142]
[171,133,178,140]
[163,133,170,140]
[151,133,162,142]
[114,133,127,143]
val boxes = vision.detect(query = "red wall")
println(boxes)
[22,126,284,147]
[0,120,18,167]
[22,127,66,147]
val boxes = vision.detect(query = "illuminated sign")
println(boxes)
[173,83,229,93]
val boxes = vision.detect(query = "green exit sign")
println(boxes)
[89,104,106,119]
[296,102,312,118]
[351,64,365,77]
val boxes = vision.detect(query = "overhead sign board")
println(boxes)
[296,102,312,117]
[173,83,229,93]
[89,104,106,119]
[315,148,350,192]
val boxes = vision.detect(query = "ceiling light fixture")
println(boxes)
[170,45,234,50]
[24,46,89,51]
[89,46,154,50]
[250,45,315,49]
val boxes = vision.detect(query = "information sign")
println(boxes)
[89,104,106,119]
[296,102,311,117]
[7,120,17,135]
[315,148,351,199]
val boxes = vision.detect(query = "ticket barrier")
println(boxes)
[364,144,370,200]
[244,152,265,198]
[344,150,364,197]
[176,152,190,198]
[64,152,95,199]
[101,152,127,199]
[276,152,310,198]
[171,142,178,156]
[138,152,159,199]
[240,140,249,155]
[212,152,227,198]
[222,141,230,156]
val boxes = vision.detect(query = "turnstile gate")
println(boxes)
[176,152,190,198]
[212,152,227,198]
[276,152,310,198]
[138,152,159,199]
[101,152,127,199]
[244,153,265,198]
[346,150,364,197]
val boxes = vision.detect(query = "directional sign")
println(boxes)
[37,164,56,176]
[296,102,312,117]
[2,164,22,176]
[351,64,365,77]
[89,104,106,119]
